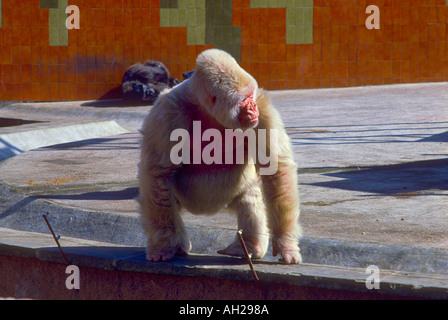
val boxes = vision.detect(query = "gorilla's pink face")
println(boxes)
[192,49,260,130]
[238,95,259,129]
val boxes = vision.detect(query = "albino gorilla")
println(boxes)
[138,49,302,264]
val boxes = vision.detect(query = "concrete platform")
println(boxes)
[1,227,447,300]
[0,83,447,287]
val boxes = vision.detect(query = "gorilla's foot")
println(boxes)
[146,246,188,262]
[272,238,302,264]
[217,239,266,259]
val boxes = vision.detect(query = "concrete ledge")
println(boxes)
[1,100,149,131]
[0,121,130,162]
[0,227,447,300]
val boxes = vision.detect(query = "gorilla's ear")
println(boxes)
[182,70,195,80]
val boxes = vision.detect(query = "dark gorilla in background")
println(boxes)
[121,60,180,105]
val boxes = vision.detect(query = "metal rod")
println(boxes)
[42,213,70,264]
[237,229,259,281]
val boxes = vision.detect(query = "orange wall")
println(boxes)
[1,0,448,102]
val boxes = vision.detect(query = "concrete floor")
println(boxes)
[0,82,447,275]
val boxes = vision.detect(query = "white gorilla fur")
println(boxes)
[138,49,302,264]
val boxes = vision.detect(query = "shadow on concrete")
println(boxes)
[38,135,140,151]
[0,137,22,162]
[287,122,448,145]
[0,117,43,128]
[419,131,448,142]
[287,121,448,131]
[81,99,151,108]
[44,245,279,267]
[305,158,448,196]
[0,196,39,220]
[42,187,139,201]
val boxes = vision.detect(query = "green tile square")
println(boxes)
[188,26,205,45]
[40,0,59,9]
[230,44,241,62]
[223,26,233,42]
[59,28,68,46]
[223,0,233,25]
[169,9,178,25]
[214,27,223,46]
[304,25,313,43]
[223,11,232,27]
[178,8,187,26]
[303,7,313,25]
[205,2,214,26]
[295,8,304,25]
[187,26,196,44]
[196,0,205,8]
[251,0,264,8]
[58,11,67,26]
[59,10,68,27]
[278,0,287,7]
[295,25,304,43]
[286,26,295,44]
[58,0,68,9]
[49,8,59,28]
[186,0,195,8]
[160,0,179,8]
[213,1,223,26]
[213,0,222,10]
[160,0,169,8]
[196,8,205,25]
[49,28,59,46]
[286,9,295,26]
[196,26,206,44]
[186,8,196,26]
[160,8,170,26]
[303,0,313,8]
[231,27,241,46]
[205,27,214,43]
